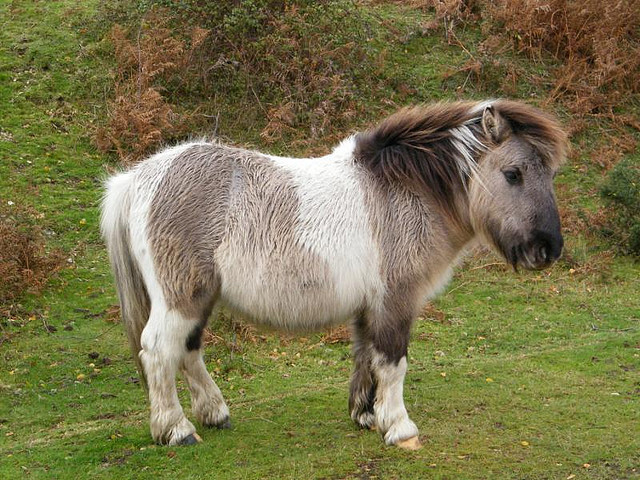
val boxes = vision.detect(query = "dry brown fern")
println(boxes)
[95,9,209,164]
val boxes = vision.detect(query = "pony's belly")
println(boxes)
[214,229,381,330]
[219,273,359,330]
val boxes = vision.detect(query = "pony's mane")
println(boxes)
[354,100,567,206]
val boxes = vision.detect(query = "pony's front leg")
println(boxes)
[140,306,199,446]
[370,351,421,449]
[349,315,376,429]
[369,310,421,450]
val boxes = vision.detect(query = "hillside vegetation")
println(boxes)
[1,1,638,479]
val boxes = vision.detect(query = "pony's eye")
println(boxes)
[503,169,522,185]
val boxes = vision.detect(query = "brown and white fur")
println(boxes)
[101,100,567,448]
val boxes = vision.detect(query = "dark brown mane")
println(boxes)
[353,100,567,206]
[354,101,485,206]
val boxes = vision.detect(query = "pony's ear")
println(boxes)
[482,105,511,143]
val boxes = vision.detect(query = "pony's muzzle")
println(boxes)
[522,230,563,270]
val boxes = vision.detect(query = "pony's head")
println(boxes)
[469,101,567,270]
[354,99,568,271]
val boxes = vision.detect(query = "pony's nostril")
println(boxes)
[539,245,549,262]
[530,229,563,265]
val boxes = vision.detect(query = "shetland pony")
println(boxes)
[101,100,567,449]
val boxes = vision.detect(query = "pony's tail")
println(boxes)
[100,172,150,389]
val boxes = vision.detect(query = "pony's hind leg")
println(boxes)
[140,304,200,446]
[180,340,231,430]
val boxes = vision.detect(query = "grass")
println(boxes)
[1,1,639,479]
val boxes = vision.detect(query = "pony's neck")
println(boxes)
[424,128,486,250]
[436,181,477,251]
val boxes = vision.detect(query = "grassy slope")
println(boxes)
[1,1,638,479]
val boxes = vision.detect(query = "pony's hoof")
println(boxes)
[179,433,202,446]
[396,436,422,451]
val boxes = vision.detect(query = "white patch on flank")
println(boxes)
[269,137,385,324]
[216,138,385,329]
[371,352,419,445]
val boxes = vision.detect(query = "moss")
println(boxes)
[600,153,640,255]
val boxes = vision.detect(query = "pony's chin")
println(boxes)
[507,244,557,272]
[518,260,552,271]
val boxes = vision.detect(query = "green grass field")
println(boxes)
[1,1,638,479]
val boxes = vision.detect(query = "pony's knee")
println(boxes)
[370,322,411,364]
[371,351,408,386]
